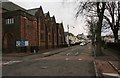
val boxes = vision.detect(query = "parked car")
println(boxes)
[80,42,86,46]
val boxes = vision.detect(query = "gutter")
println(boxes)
[93,61,100,78]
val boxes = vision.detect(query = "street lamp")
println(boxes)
[67,25,70,47]
[67,25,75,47]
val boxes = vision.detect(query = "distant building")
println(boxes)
[103,35,115,43]
[77,33,88,43]
[64,32,80,45]
[118,30,120,40]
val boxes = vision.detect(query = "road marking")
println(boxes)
[78,58,82,61]
[102,73,120,77]
[75,52,79,56]
[41,66,47,69]
[66,53,70,56]
[88,46,91,49]
[2,60,23,65]
[42,52,50,55]
[35,58,47,60]
[65,58,69,60]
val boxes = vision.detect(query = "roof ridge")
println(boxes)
[27,8,39,11]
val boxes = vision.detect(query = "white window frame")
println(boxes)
[5,18,14,24]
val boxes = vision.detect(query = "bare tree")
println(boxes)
[95,2,106,56]
[86,16,97,46]
[76,1,106,56]
[104,1,120,43]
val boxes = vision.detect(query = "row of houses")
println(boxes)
[64,32,81,45]
[2,2,65,53]
[64,32,90,46]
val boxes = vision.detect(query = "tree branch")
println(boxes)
[103,15,114,31]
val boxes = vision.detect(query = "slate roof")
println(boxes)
[64,32,69,36]
[26,8,39,16]
[44,13,48,17]
[2,2,26,12]
[64,32,74,36]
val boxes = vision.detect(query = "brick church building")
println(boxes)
[2,2,65,53]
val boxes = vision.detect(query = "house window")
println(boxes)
[5,18,14,24]
[11,18,14,24]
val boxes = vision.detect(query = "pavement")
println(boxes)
[94,47,120,77]
[3,47,70,57]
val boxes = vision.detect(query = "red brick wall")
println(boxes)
[54,23,57,48]
[39,17,46,49]
[61,24,65,45]
[20,16,37,47]
[37,19,40,48]
[20,16,25,40]
[3,8,65,53]
[57,23,65,47]
[58,24,63,47]
[47,19,52,49]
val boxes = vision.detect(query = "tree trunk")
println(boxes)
[95,2,106,56]
[95,21,102,56]
[114,31,118,43]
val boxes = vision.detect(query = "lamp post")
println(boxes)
[67,25,75,47]
[67,25,70,47]
[23,16,27,52]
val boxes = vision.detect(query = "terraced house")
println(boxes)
[2,2,65,53]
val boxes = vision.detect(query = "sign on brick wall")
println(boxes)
[16,40,29,47]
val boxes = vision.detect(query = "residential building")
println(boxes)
[64,32,80,46]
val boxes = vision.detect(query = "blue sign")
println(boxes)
[16,40,29,47]
[20,40,25,47]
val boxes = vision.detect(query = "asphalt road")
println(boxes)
[2,44,95,76]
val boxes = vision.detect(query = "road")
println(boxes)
[2,44,95,76]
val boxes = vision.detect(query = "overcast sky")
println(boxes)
[8,0,87,36]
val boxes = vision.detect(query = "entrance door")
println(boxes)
[3,33,15,52]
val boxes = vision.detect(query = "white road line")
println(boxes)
[78,58,82,61]
[2,60,23,65]
[42,52,50,55]
[66,53,70,56]
[75,52,79,56]
[65,58,69,60]
[102,73,120,77]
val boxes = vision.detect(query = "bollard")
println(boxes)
[33,49,36,54]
